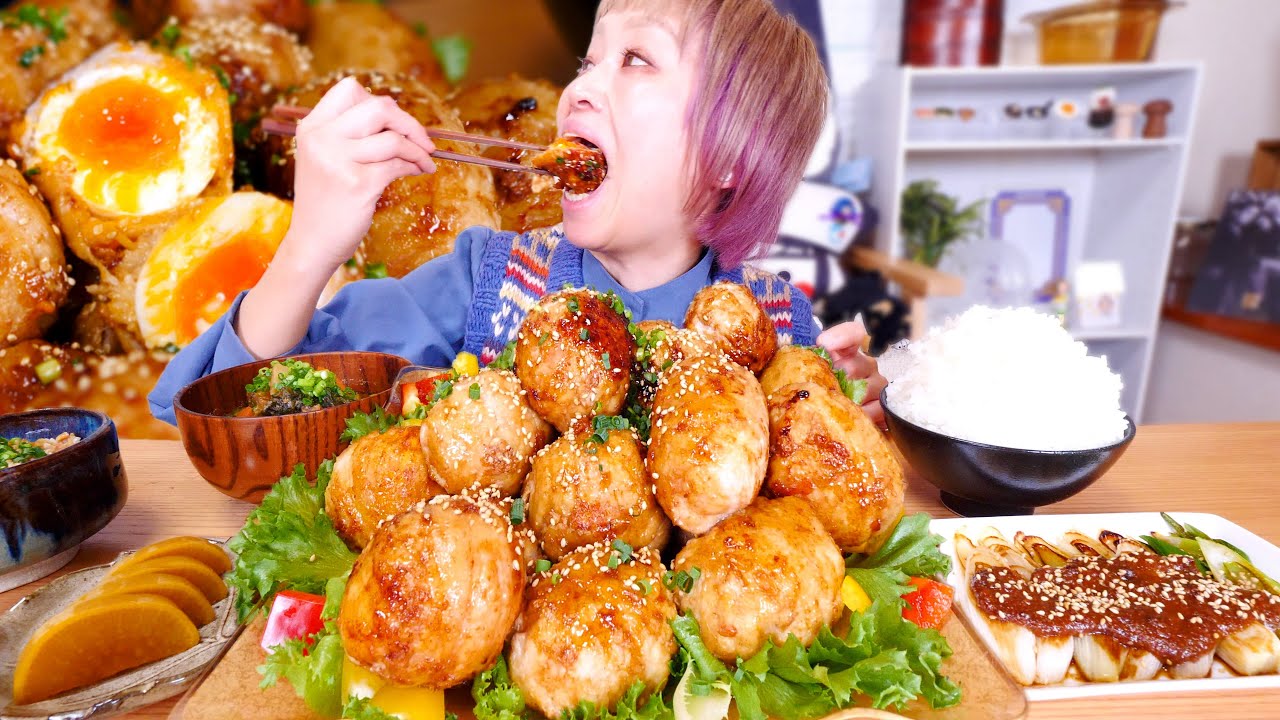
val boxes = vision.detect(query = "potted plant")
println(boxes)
[900,180,984,268]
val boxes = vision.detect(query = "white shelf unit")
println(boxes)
[857,63,1202,422]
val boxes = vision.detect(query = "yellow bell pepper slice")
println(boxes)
[370,683,446,720]
[342,654,386,703]
[841,575,872,614]
[452,352,480,377]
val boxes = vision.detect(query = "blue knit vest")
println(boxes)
[461,225,817,365]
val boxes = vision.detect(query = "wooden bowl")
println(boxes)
[174,352,411,503]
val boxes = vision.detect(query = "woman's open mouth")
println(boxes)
[531,135,608,197]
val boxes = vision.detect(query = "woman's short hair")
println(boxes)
[598,0,829,268]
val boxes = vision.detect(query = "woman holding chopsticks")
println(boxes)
[149,0,886,426]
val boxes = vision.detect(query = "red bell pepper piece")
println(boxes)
[260,590,326,651]
[901,577,955,630]
[414,373,450,401]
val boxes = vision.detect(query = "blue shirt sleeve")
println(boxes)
[148,226,495,425]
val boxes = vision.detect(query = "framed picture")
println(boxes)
[1186,190,1280,324]
[988,189,1071,302]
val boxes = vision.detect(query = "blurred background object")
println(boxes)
[901,0,1005,67]
[1023,0,1182,65]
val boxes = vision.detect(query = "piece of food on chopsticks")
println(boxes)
[514,288,635,433]
[508,541,676,718]
[11,535,230,705]
[523,415,668,561]
[960,526,1280,686]
[683,283,777,374]
[672,496,844,661]
[237,358,359,418]
[326,423,445,549]
[530,136,607,196]
[339,489,534,689]
[648,353,768,535]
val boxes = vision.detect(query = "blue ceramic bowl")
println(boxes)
[0,409,127,590]
[882,390,1136,517]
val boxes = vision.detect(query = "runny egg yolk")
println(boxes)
[172,236,273,341]
[57,77,182,174]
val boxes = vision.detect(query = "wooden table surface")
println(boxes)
[4,422,1279,720]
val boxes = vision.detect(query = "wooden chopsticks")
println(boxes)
[261,103,552,176]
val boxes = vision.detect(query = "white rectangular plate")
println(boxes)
[929,512,1280,701]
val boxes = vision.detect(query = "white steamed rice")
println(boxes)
[881,306,1129,451]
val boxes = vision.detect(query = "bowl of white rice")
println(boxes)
[880,306,1136,517]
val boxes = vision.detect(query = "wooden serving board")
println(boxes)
[168,611,1026,720]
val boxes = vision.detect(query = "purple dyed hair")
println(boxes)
[598,0,829,268]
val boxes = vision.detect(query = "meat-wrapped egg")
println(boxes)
[765,382,904,554]
[307,2,447,93]
[450,75,563,233]
[648,354,768,534]
[509,543,675,719]
[0,0,123,147]
[339,490,533,688]
[629,319,722,412]
[14,41,233,274]
[759,344,842,401]
[264,71,498,277]
[175,16,313,129]
[672,496,844,662]
[684,282,777,373]
[128,0,310,37]
[133,191,291,349]
[420,367,552,496]
[326,424,445,549]
[524,422,668,561]
[0,160,69,346]
[514,289,635,433]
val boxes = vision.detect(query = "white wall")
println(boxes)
[1146,1,1280,423]
[1154,0,1280,218]
[1145,321,1280,423]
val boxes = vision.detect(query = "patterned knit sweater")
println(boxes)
[461,226,817,365]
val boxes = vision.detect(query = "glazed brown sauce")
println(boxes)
[971,554,1280,665]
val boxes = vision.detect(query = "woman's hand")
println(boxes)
[816,319,888,428]
[280,76,438,274]
[236,77,437,360]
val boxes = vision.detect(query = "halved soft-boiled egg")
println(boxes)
[19,42,229,218]
[135,192,291,348]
